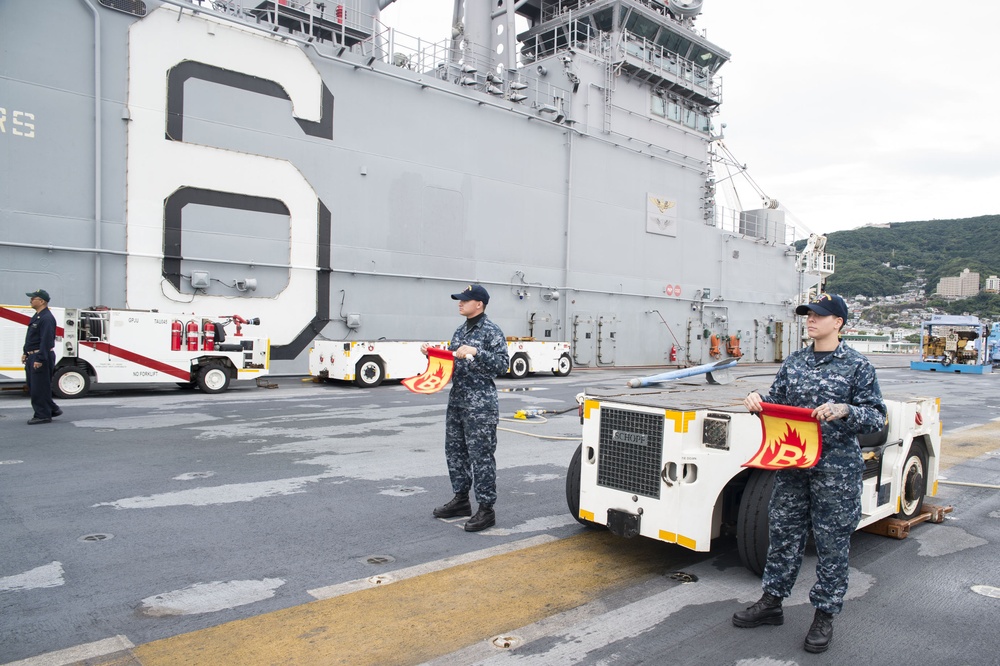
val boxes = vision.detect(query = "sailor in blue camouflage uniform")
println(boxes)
[733,293,885,654]
[425,285,509,532]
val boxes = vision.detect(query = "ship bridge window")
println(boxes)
[624,11,660,41]
[690,47,723,73]
[650,96,682,123]
[593,8,614,32]
[655,29,692,59]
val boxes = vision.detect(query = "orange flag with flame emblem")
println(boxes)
[743,402,823,469]
[402,347,455,394]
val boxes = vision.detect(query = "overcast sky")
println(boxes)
[379,1,1000,236]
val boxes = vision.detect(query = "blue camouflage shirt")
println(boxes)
[762,341,886,472]
[448,314,508,413]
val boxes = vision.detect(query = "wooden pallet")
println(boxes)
[861,503,953,539]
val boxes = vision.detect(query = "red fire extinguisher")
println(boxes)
[669,344,677,362]
[203,321,215,352]
[186,320,199,351]
[171,320,182,351]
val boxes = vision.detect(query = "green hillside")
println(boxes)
[807,214,1000,318]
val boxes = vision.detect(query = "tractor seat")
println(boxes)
[858,421,889,450]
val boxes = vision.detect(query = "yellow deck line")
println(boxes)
[112,531,683,666]
[939,421,1000,471]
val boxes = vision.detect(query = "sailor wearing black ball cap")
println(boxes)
[23,289,62,425]
[733,293,885,653]
[423,284,509,532]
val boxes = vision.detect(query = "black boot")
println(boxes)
[804,609,834,653]
[732,592,784,628]
[433,493,472,518]
[464,504,495,532]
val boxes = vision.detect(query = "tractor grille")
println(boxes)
[597,407,663,499]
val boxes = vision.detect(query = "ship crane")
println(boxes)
[711,137,831,275]
[712,137,779,215]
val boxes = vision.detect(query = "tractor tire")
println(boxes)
[896,440,928,519]
[509,353,530,379]
[197,364,231,394]
[53,365,91,399]
[354,356,385,388]
[553,353,573,377]
[736,469,775,576]
[566,444,603,529]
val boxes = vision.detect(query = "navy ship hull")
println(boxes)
[0,0,829,371]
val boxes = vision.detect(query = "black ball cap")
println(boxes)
[451,284,490,304]
[795,293,847,321]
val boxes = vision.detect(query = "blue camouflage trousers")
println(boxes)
[444,403,498,506]
[761,466,863,614]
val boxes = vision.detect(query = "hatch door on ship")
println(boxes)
[753,319,767,363]
[686,318,705,365]
[572,314,594,366]
[597,314,618,365]
[774,321,785,362]
[528,312,557,341]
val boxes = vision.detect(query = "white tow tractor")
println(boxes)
[0,305,269,398]
[566,383,942,574]
[505,338,573,379]
[309,338,574,388]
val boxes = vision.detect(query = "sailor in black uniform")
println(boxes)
[23,289,62,425]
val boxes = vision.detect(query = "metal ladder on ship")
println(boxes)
[602,35,617,134]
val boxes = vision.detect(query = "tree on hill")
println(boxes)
[820,215,1000,299]
[939,293,1000,319]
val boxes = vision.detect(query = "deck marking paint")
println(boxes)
[484,514,580,536]
[0,561,64,592]
[940,421,1000,470]
[140,579,285,616]
[379,485,427,496]
[131,531,682,666]
[0,635,134,666]
[470,577,750,665]
[92,474,335,509]
[971,585,1000,599]
[70,413,220,430]
[522,473,561,482]
[441,557,872,665]
[308,535,557,600]
[87,399,576,510]
[173,471,216,481]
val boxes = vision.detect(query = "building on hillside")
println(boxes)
[841,333,917,354]
[985,275,1000,293]
[935,268,980,299]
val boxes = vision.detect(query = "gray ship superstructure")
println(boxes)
[0,0,833,371]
